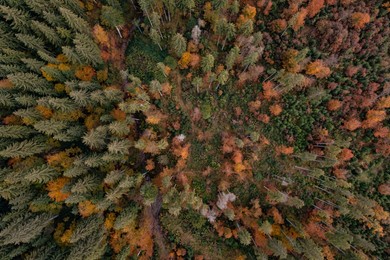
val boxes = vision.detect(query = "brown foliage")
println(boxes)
[75,66,96,81]
[269,104,283,116]
[47,177,71,202]
[268,207,284,224]
[262,81,279,100]
[344,118,361,131]
[307,0,324,18]
[306,60,331,78]
[292,8,308,32]
[374,126,389,138]
[78,200,97,217]
[338,148,354,161]
[257,114,270,123]
[351,12,370,29]
[378,183,390,195]
[275,145,294,155]
[362,110,386,128]
[270,19,288,33]
[178,52,191,69]
[376,96,390,109]
[327,99,342,111]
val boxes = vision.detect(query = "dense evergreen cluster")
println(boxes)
[0,0,388,259]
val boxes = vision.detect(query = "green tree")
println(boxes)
[226,46,240,70]
[238,228,252,245]
[222,23,236,50]
[31,20,62,46]
[242,51,260,72]
[150,28,162,50]
[100,5,125,38]
[0,5,30,33]
[268,238,287,259]
[73,33,103,66]
[59,7,90,35]
[201,54,215,73]
[140,182,158,206]
[216,70,229,89]
[192,76,203,93]
[171,33,187,57]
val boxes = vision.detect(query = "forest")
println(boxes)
[0,0,389,259]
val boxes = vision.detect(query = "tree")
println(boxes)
[238,228,252,245]
[59,7,90,35]
[100,5,125,38]
[31,20,62,46]
[0,138,48,158]
[226,46,240,70]
[268,238,287,259]
[326,229,353,250]
[138,0,153,26]
[201,54,215,73]
[171,33,187,57]
[298,239,324,260]
[242,51,260,72]
[222,23,236,50]
[216,70,229,89]
[0,5,30,33]
[150,28,162,50]
[191,25,201,44]
[150,12,162,37]
[239,20,254,36]
[306,60,331,78]
[307,0,324,18]
[351,12,370,29]
[140,182,158,206]
[191,76,202,92]
[73,33,104,66]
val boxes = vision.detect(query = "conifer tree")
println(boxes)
[171,33,187,57]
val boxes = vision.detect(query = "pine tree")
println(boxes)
[0,5,30,33]
[140,182,158,206]
[222,23,236,50]
[201,54,215,73]
[0,213,56,245]
[191,76,203,92]
[15,33,45,51]
[171,33,187,57]
[216,70,229,89]
[100,5,124,38]
[113,205,139,230]
[298,239,324,260]
[31,20,62,46]
[226,46,240,70]
[59,7,90,35]
[82,126,108,150]
[73,33,103,66]
[33,119,69,135]
[238,228,252,245]
[0,138,48,158]
[242,51,260,72]
[107,139,131,155]
[150,28,162,50]
[24,165,59,184]
[21,58,45,73]
[0,125,37,139]
[268,238,287,259]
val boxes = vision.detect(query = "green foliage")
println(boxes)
[140,182,158,206]
[0,138,48,158]
[73,33,103,66]
[100,5,124,28]
[59,7,90,35]
[171,33,187,57]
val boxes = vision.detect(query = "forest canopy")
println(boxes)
[0,0,389,259]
